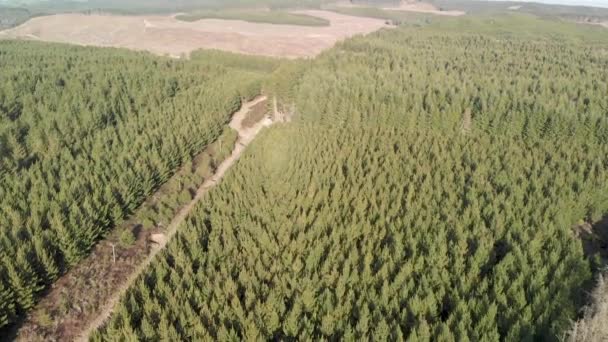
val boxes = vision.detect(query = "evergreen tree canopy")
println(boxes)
[0,41,278,330]
[95,18,608,341]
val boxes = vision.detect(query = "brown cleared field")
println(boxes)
[0,10,388,58]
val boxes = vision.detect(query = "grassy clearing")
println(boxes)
[176,9,330,26]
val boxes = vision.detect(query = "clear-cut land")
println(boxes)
[0,10,388,58]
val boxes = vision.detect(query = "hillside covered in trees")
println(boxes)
[0,41,277,331]
[92,16,608,341]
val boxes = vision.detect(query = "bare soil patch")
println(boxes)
[576,215,608,263]
[1,10,388,58]
[575,17,608,29]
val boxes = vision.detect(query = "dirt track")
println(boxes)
[0,11,388,58]
[70,96,271,341]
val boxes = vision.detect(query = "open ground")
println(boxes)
[0,10,388,58]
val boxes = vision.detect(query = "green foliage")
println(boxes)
[214,128,239,160]
[328,6,433,26]
[421,13,608,45]
[0,41,274,330]
[265,59,313,113]
[0,271,16,327]
[35,309,53,328]
[118,229,137,247]
[176,9,330,26]
[95,16,608,341]
[190,49,281,74]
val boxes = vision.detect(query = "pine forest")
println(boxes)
[0,41,277,330]
[89,16,608,341]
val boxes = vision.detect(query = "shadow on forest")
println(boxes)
[0,319,22,341]
[132,223,143,239]
[571,214,608,330]
[577,215,608,265]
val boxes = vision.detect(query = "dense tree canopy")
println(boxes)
[0,41,275,330]
[94,17,608,341]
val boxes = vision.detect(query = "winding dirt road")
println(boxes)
[76,95,271,341]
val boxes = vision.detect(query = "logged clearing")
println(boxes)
[0,10,387,58]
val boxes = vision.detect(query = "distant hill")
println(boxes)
[429,0,608,20]
[0,7,29,30]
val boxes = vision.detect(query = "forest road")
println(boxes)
[76,95,271,341]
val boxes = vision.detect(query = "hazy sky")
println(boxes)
[486,0,608,8]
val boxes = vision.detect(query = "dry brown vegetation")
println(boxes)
[0,10,388,58]
[566,272,608,342]
[241,99,269,128]
[570,216,608,342]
